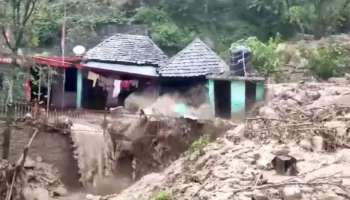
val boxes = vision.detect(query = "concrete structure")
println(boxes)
[207,73,265,118]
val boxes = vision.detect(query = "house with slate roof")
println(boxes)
[79,33,169,109]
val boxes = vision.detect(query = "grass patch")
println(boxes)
[151,191,172,200]
[189,135,210,154]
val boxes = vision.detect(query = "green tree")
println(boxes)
[249,0,350,38]
[133,7,193,53]
[231,37,281,76]
[307,45,349,80]
[0,0,40,159]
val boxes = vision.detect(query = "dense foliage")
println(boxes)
[307,45,350,80]
[2,0,350,57]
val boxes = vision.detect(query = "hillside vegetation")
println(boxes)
[14,0,350,56]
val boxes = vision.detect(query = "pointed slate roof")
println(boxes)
[84,33,168,67]
[159,38,228,77]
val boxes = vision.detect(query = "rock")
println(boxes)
[86,194,101,200]
[342,178,350,187]
[324,121,347,136]
[256,152,274,170]
[328,77,349,85]
[320,193,343,200]
[252,190,269,200]
[23,187,51,200]
[259,106,279,119]
[226,124,245,139]
[272,155,298,176]
[24,113,33,120]
[282,186,302,200]
[272,145,290,155]
[307,91,321,101]
[299,139,312,151]
[24,157,36,169]
[311,136,324,152]
[36,156,43,162]
[336,149,350,163]
[52,185,68,196]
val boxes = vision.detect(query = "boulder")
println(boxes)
[23,187,50,200]
[86,194,101,200]
[311,136,324,152]
[336,149,350,163]
[282,186,302,200]
[299,139,312,151]
[320,193,343,200]
[52,185,68,196]
[324,121,347,136]
[252,190,269,200]
[24,157,36,169]
[259,106,279,119]
[306,91,321,101]
[256,152,274,170]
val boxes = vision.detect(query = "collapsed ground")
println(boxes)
[105,81,350,200]
[2,81,350,200]
[0,106,233,200]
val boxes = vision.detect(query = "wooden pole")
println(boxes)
[38,66,42,102]
[46,66,52,117]
[61,0,66,110]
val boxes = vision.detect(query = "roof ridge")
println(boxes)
[112,33,150,38]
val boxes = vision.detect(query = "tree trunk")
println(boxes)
[2,103,14,159]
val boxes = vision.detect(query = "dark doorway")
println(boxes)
[246,81,256,110]
[65,67,77,92]
[214,81,231,118]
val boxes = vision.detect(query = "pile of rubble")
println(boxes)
[94,82,350,200]
[0,157,67,200]
[101,133,350,200]
[249,82,350,150]
[106,115,235,182]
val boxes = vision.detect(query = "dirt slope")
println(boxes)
[104,82,350,200]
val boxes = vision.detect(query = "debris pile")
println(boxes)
[0,157,67,200]
[247,82,350,151]
[101,82,350,200]
[107,115,234,181]
[107,138,350,200]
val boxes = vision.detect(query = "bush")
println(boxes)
[231,37,281,76]
[189,135,210,154]
[306,45,349,80]
[151,191,172,200]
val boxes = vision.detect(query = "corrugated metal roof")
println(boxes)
[83,62,159,77]
[84,33,168,67]
[159,38,228,77]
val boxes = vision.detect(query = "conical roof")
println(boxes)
[159,38,228,77]
[84,33,168,67]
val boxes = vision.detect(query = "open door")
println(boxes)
[246,81,256,111]
[214,80,231,118]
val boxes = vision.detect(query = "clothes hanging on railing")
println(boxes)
[113,80,121,98]
[87,71,99,87]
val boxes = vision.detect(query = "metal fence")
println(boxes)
[0,100,32,120]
